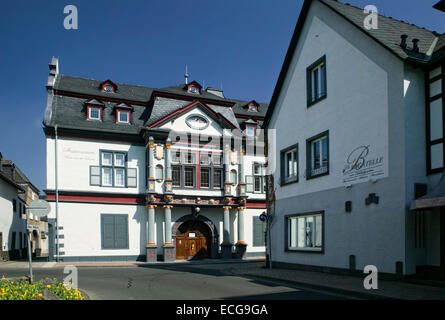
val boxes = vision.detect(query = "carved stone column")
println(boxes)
[162,205,175,262]
[146,204,157,262]
[220,206,233,259]
[147,136,156,193]
[238,149,247,196]
[234,206,247,259]
[223,145,232,196]
[164,138,173,194]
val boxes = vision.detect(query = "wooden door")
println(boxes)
[189,239,197,256]
[176,229,210,260]
[176,235,187,260]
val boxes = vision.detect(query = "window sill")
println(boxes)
[306,170,329,180]
[286,247,323,253]
[307,94,327,108]
[280,177,298,186]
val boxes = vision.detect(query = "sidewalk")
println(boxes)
[226,263,445,300]
[0,257,265,269]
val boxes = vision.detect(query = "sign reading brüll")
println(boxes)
[342,145,385,184]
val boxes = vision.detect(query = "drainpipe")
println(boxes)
[55,125,59,262]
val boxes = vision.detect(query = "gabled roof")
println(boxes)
[148,100,240,129]
[47,73,268,135]
[85,98,104,106]
[319,0,439,62]
[0,159,38,193]
[264,0,444,127]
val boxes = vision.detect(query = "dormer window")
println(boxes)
[85,99,104,121]
[117,110,130,123]
[247,101,259,112]
[185,81,202,94]
[88,107,102,120]
[115,102,133,124]
[99,80,117,93]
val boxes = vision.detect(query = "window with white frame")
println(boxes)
[287,212,323,251]
[253,163,265,193]
[307,56,327,106]
[117,110,130,123]
[280,145,298,184]
[88,106,102,120]
[90,151,137,187]
[307,132,329,179]
[246,125,256,137]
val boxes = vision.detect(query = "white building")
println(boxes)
[264,0,445,279]
[43,58,268,262]
[0,153,46,260]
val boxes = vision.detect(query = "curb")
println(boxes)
[238,273,399,300]
[54,259,266,268]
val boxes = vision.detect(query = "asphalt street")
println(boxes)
[0,262,352,300]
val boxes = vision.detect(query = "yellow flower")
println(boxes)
[46,285,51,289]
[38,293,42,297]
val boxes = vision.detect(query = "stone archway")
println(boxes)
[172,214,219,259]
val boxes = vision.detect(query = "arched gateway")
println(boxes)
[172,214,219,260]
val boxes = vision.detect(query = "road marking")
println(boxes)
[42,262,56,268]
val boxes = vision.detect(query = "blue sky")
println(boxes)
[0,0,443,192]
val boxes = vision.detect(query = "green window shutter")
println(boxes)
[102,214,128,249]
[114,215,128,249]
[90,166,101,186]
[253,217,265,247]
[102,215,115,249]
[127,168,137,187]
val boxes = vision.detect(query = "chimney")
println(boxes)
[206,87,225,98]
[433,0,445,12]
[46,56,59,90]
[400,34,408,49]
[412,39,420,53]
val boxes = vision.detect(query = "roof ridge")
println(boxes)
[59,74,157,90]
[321,0,437,35]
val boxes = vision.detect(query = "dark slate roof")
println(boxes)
[54,74,154,102]
[46,95,146,135]
[230,99,269,118]
[145,97,193,127]
[46,75,268,134]
[157,84,232,103]
[0,160,37,193]
[319,0,441,62]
